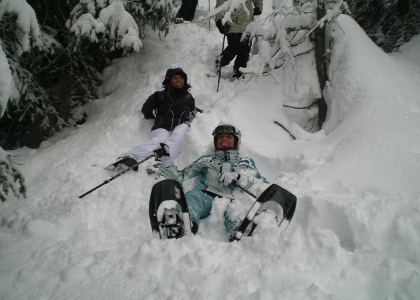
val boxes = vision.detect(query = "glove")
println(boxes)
[220,172,248,186]
[159,156,174,168]
[216,19,230,34]
[253,7,262,16]
[153,143,170,158]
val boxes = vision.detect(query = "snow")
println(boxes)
[1,1,420,299]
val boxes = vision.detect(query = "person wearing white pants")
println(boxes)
[110,68,197,171]
[117,123,190,162]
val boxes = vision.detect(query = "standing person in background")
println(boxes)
[175,0,199,23]
[107,68,197,172]
[214,0,263,79]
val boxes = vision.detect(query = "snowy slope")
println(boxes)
[1,6,420,300]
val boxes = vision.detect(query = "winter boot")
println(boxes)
[232,70,244,80]
[105,156,138,171]
[115,157,138,172]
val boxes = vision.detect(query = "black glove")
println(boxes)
[153,143,170,158]
[216,19,230,34]
[253,7,262,16]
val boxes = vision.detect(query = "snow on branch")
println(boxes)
[0,0,43,55]
[203,0,251,24]
[0,44,13,118]
[0,149,26,202]
[238,0,349,78]
[0,0,50,118]
[68,0,142,54]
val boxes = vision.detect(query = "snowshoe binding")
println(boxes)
[229,184,297,242]
[149,179,192,239]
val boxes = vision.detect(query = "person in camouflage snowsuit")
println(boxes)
[157,124,268,235]
[214,0,263,78]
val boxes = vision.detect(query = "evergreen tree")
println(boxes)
[0,149,26,202]
[0,0,174,151]
[0,0,173,201]
[348,0,420,52]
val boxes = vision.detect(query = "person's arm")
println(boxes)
[141,91,158,119]
[159,155,207,183]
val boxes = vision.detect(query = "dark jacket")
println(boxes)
[142,85,195,131]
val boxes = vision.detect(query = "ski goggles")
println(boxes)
[212,125,240,137]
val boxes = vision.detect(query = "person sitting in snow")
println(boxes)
[214,0,263,79]
[155,124,268,237]
[175,0,198,23]
[109,68,197,171]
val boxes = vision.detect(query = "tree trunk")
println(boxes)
[314,3,328,128]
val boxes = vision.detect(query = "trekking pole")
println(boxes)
[208,0,211,31]
[217,33,226,93]
[232,181,257,198]
[78,154,155,199]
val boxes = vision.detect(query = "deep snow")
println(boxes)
[1,2,420,299]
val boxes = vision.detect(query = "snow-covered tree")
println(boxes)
[67,0,143,56]
[0,0,174,150]
[348,0,420,52]
[206,0,349,129]
[0,0,66,149]
[0,149,26,202]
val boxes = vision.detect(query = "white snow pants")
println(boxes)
[118,123,190,161]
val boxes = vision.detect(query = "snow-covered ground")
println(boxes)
[1,2,420,299]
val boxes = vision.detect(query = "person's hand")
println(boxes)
[253,7,262,16]
[220,172,248,186]
[153,143,169,158]
[216,19,230,34]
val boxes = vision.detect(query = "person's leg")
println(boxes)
[164,123,190,160]
[219,33,242,67]
[185,190,215,233]
[117,128,170,161]
[176,0,192,19]
[233,35,251,76]
[183,0,198,21]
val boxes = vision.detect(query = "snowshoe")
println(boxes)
[229,184,297,242]
[105,157,138,171]
[149,179,192,239]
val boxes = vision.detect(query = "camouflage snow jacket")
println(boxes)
[159,149,267,199]
[215,0,263,33]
